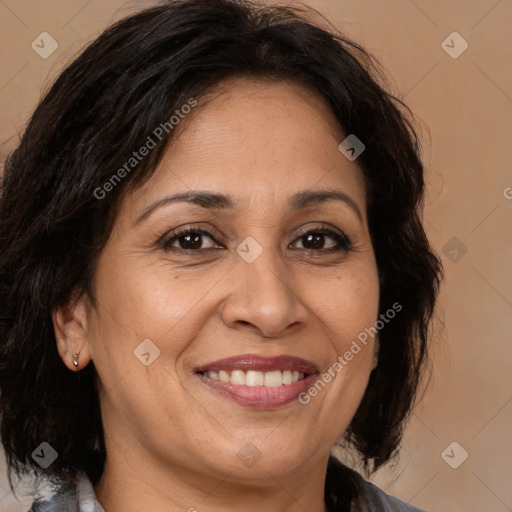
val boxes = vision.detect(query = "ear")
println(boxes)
[372,335,380,370]
[52,293,91,372]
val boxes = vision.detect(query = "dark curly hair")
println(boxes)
[0,0,442,491]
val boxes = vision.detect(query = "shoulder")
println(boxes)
[27,488,76,512]
[352,479,427,512]
[325,456,427,512]
[27,473,104,512]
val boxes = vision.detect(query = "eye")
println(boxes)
[159,224,353,254]
[161,228,224,251]
[289,227,353,252]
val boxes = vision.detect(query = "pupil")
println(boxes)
[304,233,324,249]
[180,234,202,249]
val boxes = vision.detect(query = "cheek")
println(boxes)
[87,252,224,369]
[298,259,379,404]
[304,261,380,345]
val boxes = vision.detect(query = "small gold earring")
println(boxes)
[73,351,80,370]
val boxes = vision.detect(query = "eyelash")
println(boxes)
[159,225,354,254]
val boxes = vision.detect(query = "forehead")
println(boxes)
[125,77,366,216]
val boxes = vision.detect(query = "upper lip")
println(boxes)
[195,354,318,374]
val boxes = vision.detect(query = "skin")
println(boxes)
[53,78,380,512]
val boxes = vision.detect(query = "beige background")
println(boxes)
[1,1,511,511]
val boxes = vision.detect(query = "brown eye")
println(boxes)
[301,233,332,250]
[177,233,203,250]
[162,229,223,251]
[290,228,352,252]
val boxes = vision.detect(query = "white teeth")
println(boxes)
[264,370,283,387]
[204,369,307,387]
[230,370,246,386]
[246,370,264,387]
[282,370,293,385]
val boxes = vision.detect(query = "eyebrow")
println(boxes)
[289,189,363,223]
[135,188,363,225]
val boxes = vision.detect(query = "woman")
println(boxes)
[0,1,442,511]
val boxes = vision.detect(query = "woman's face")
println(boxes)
[70,78,379,484]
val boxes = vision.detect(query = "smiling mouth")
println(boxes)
[194,354,318,408]
[201,369,307,387]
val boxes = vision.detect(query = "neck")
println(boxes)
[95,443,331,512]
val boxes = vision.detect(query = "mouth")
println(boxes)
[194,354,318,409]
[200,368,308,386]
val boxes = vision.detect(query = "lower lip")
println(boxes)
[197,373,318,409]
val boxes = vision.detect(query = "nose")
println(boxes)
[220,253,308,338]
